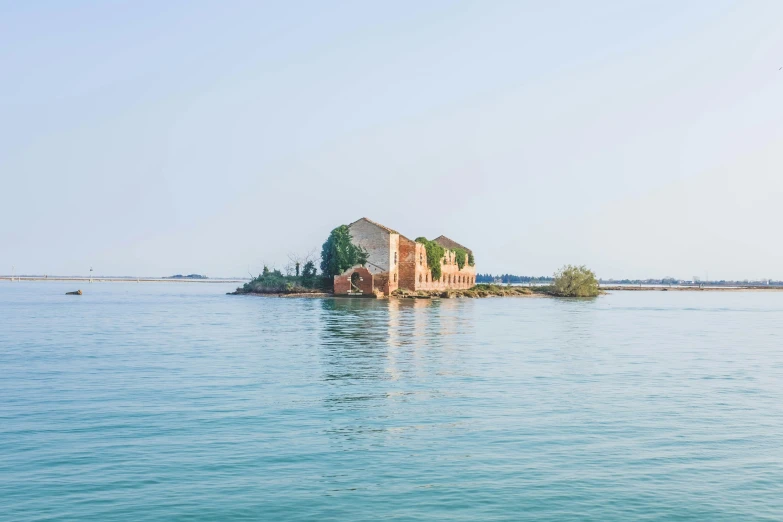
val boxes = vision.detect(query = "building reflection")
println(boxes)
[315,297,477,446]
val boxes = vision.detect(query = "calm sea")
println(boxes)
[2,282,782,521]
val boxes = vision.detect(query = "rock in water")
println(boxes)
[66,290,82,295]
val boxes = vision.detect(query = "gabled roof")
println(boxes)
[433,235,472,253]
[348,217,399,235]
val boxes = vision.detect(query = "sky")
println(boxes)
[2,0,782,280]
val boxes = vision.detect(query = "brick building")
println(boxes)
[333,218,476,296]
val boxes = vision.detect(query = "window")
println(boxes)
[394,252,397,265]
[419,274,422,283]
[394,272,397,282]
[419,253,423,265]
[426,274,429,282]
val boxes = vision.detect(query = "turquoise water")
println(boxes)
[2,282,783,521]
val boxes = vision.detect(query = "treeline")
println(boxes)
[239,264,326,294]
[475,273,554,284]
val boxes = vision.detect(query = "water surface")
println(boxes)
[2,282,782,520]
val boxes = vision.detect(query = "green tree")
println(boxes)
[301,260,318,288]
[320,225,369,277]
[553,265,599,297]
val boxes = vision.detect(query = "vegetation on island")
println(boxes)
[320,225,369,278]
[165,274,208,279]
[551,265,600,297]
[453,248,468,270]
[415,237,446,281]
[233,224,368,295]
[235,263,326,295]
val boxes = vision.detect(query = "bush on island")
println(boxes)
[237,263,326,294]
[552,265,599,297]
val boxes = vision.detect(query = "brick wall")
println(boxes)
[398,237,417,291]
[348,218,397,294]
[348,219,392,274]
[333,266,374,295]
[413,244,476,291]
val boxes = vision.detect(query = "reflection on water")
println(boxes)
[316,298,478,446]
[3,284,783,521]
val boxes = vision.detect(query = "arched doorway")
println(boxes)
[350,272,362,293]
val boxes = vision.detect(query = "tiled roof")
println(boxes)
[433,235,472,253]
[349,217,399,235]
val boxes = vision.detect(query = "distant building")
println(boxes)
[333,217,477,296]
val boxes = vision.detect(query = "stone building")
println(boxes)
[333,217,476,296]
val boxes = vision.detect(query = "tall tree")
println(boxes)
[320,225,369,277]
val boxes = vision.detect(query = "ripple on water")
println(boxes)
[1,283,783,520]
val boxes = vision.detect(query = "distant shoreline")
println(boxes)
[0,277,246,283]
[603,285,783,292]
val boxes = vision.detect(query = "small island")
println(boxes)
[231,217,599,299]
[164,274,209,280]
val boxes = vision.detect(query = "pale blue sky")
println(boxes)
[2,1,782,279]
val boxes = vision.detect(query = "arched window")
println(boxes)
[394,272,397,282]
[420,253,423,265]
[394,252,397,265]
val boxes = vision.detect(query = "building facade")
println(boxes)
[333,218,476,296]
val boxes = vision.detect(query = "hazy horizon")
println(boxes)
[3,1,783,280]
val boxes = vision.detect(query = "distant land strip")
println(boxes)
[601,285,783,291]
[0,276,247,283]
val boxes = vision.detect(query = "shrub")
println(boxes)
[415,237,445,281]
[453,248,467,270]
[238,263,327,294]
[552,265,599,297]
[242,267,288,293]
